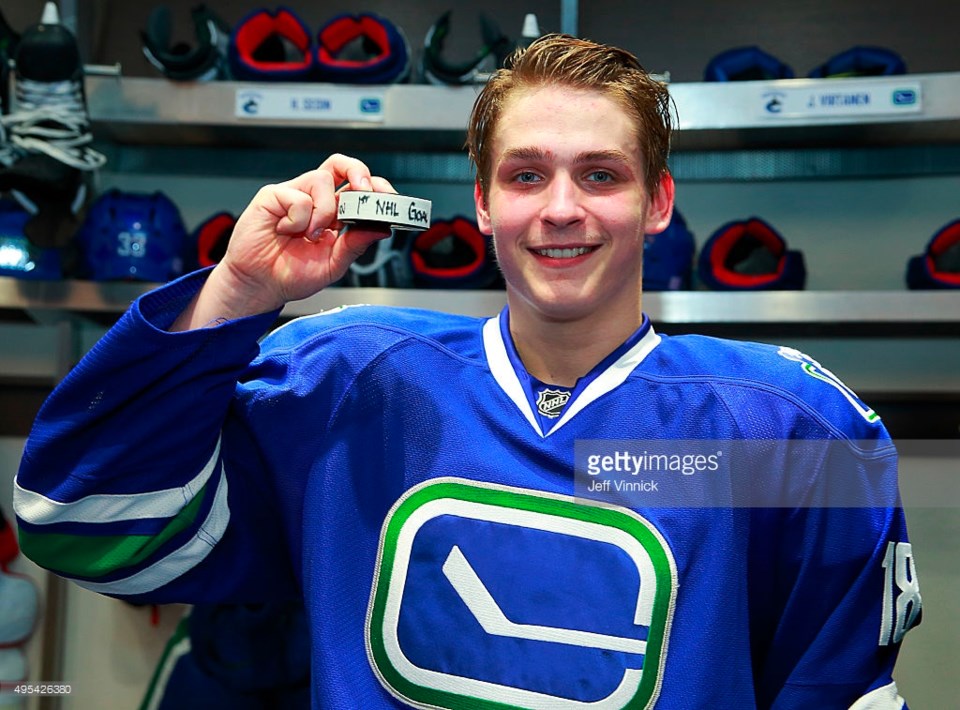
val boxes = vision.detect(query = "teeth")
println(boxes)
[536,247,592,258]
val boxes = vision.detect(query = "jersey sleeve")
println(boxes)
[13,271,300,604]
[725,383,921,709]
[750,476,919,709]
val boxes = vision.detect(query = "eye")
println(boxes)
[586,170,614,183]
[515,171,541,184]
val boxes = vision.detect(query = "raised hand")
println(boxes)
[173,154,396,331]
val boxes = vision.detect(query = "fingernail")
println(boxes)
[361,178,372,191]
[307,228,322,242]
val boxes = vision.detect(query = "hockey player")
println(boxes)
[15,35,918,708]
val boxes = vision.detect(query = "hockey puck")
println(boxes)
[337,191,432,231]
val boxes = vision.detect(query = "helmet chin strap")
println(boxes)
[140,4,231,82]
[420,11,513,86]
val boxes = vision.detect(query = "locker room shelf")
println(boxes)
[86,77,481,152]
[85,72,960,152]
[2,276,958,335]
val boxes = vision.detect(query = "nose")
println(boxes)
[540,173,584,229]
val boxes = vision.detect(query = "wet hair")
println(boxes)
[466,34,674,200]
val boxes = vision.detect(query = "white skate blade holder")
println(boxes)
[337,191,431,231]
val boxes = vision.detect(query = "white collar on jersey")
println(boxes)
[482,312,662,438]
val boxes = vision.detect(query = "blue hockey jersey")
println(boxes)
[15,270,919,709]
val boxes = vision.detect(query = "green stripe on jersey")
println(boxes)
[18,479,211,579]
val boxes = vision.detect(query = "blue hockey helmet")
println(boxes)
[410,216,503,289]
[698,217,806,290]
[906,219,960,289]
[643,208,695,291]
[77,189,187,282]
[315,13,410,84]
[229,6,314,81]
[0,198,62,280]
[704,46,794,81]
[187,210,236,273]
[808,46,906,78]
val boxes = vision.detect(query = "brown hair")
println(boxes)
[466,34,674,200]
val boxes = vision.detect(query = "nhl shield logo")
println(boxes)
[536,388,570,419]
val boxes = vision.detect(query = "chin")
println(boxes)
[526,290,601,323]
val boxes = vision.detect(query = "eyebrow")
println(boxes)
[499,146,548,164]
[498,147,635,167]
[574,150,634,166]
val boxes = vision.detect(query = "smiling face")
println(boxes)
[475,84,674,330]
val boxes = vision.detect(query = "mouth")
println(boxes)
[531,246,598,259]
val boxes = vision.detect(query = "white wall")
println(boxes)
[893,454,960,705]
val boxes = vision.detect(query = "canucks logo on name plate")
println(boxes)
[366,478,678,709]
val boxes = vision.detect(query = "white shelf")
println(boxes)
[669,73,960,130]
[86,77,481,150]
[3,277,958,333]
[85,73,960,151]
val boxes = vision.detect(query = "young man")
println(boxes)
[15,35,918,708]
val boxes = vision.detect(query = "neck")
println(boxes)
[507,299,643,387]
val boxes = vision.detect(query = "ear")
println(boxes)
[474,181,493,235]
[643,172,675,235]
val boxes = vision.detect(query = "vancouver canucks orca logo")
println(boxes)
[536,388,570,419]
[777,346,879,423]
[366,478,677,709]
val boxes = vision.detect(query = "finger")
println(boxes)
[369,176,398,194]
[267,187,316,236]
[304,226,338,244]
[245,184,313,237]
[316,153,373,191]
[333,174,393,199]
[304,170,338,239]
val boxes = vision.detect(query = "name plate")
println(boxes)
[235,86,386,122]
[758,81,922,120]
